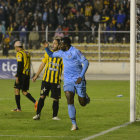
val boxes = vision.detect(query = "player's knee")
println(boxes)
[78,97,86,106]
[15,89,20,95]
[65,91,74,104]
[40,95,45,99]
[53,99,59,102]
[22,91,27,96]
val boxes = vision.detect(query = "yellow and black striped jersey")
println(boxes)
[42,52,63,84]
[16,49,30,76]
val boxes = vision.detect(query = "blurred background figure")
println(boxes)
[29,27,39,49]
[2,33,10,57]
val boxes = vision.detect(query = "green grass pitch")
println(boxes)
[0,79,140,140]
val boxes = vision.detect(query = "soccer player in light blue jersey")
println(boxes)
[44,37,90,130]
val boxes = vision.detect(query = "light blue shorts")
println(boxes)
[63,80,86,97]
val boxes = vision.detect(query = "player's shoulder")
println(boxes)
[17,51,23,56]
[71,46,81,54]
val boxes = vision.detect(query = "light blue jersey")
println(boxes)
[45,45,89,126]
[45,46,89,83]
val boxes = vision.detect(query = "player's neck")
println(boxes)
[19,48,23,51]
[65,45,71,51]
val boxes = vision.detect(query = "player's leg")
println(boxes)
[11,81,21,112]
[52,99,60,120]
[51,83,61,120]
[64,82,78,130]
[33,81,50,120]
[33,95,46,120]
[75,80,90,106]
[21,76,37,104]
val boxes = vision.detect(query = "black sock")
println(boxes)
[52,100,59,117]
[15,95,21,109]
[37,98,45,115]
[26,93,36,103]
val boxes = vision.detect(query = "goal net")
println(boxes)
[136,0,140,120]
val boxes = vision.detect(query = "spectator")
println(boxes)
[93,12,100,30]
[2,33,10,57]
[0,6,5,24]
[105,23,116,43]
[91,23,96,43]
[75,11,85,30]
[29,27,39,49]
[13,22,19,39]
[84,17,90,28]
[54,25,64,38]
[18,22,28,49]
[84,2,93,17]
[48,23,54,42]
[62,24,69,37]
[57,8,64,25]
[116,23,123,43]
[115,10,126,25]
[0,22,5,45]
[0,0,130,45]
[94,0,103,13]
[39,23,46,42]
[72,23,79,43]
[42,8,48,25]
[124,19,130,43]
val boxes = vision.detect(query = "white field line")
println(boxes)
[0,134,82,138]
[81,122,131,140]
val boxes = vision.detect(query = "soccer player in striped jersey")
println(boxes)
[12,41,38,112]
[32,39,63,120]
[44,37,90,131]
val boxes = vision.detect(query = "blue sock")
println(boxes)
[68,104,76,125]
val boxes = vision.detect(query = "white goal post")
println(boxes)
[130,0,136,122]
[130,0,140,122]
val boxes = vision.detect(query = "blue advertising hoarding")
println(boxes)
[0,59,17,79]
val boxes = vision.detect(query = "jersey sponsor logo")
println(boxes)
[49,62,60,67]
[49,67,58,71]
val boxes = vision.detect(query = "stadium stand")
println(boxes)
[0,0,130,62]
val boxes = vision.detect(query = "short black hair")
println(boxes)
[61,37,71,46]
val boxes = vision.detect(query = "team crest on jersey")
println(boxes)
[57,85,60,88]
[68,52,72,58]
[17,55,21,61]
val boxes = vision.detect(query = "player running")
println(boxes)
[32,39,63,120]
[12,40,37,112]
[44,37,90,131]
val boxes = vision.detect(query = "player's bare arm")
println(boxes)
[32,62,45,82]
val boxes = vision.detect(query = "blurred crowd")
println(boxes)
[0,0,130,53]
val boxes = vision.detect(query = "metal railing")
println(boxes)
[0,29,131,62]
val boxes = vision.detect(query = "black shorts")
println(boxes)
[40,81,61,99]
[14,74,30,91]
